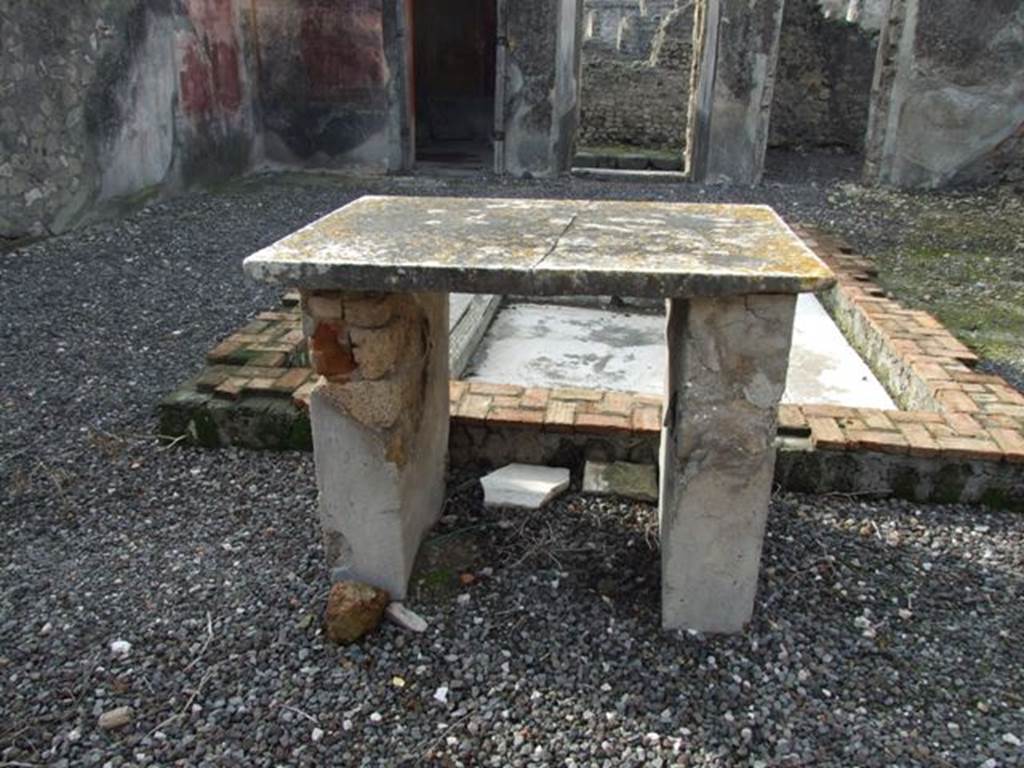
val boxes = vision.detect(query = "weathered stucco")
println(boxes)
[864,0,1024,188]
[0,0,256,240]
[0,0,581,238]
[686,0,787,185]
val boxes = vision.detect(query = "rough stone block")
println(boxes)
[310,293,449,599]
[583,460,659,502]
[350,322,408,380]
[343,293,396,328]
[660,294,796,633]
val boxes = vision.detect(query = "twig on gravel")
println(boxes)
[148,664,220,737]
[159,434,188,451]
[279,704,319,725]
[415,710,472,761]
[182,612,214,673]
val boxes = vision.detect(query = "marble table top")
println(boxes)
[243,196,834,298]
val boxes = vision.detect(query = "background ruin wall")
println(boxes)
[0,0,576,240]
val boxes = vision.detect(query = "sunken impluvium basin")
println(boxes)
[240,195,834,633]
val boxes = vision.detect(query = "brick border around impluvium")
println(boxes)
[159,229,1024,505]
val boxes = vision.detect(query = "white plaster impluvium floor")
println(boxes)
[465,296,896,408]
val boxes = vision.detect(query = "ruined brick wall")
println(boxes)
[769,0,878,152]
[577,0,877,154]
[577,1,692,151]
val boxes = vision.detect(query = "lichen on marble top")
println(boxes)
[243,196,835,298]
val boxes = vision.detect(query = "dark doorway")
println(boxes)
[412,0,497,170]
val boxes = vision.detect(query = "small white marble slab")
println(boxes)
[480,464,571,509]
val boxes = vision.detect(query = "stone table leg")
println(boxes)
[659,294,797,632]
[302,290,449,599]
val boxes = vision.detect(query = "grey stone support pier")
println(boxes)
[244,195,833,632]
[302,291,449,598]
[660,294,796,632]
[687,0,787,185]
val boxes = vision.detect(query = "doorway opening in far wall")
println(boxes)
[412,0,498,171]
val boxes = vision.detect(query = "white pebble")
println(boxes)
[311,727,324,742]
[433,686,449,704]
[1003,732,1021,747]
[369,712,382,723]
[110,640,132,657]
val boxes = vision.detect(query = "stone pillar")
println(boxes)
[302,291,450,599]
[659,294,796,632]
[686,0,786,185]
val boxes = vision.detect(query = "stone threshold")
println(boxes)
[158,227,1024,509]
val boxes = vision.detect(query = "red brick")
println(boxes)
[235,365,285,380]
[978,414,1024,430]
[836,417,868,431]
[575,412,632,434]
[544,400,577,432]
[988,429,1024,464]
[935,390,980,413]
[601,391,635,416]
[934,436,1002,461]
[845,430,909,455]
[448,380,469,404]
[808,417,846,451]
[214,377,247,400]
[983,403,1024,418]
[631,406,662,433]
[634,394,664,409]
[196,368,230,392]
[310,322,356,380]
[950,371,1005,385]
[207,339,242,363]
[989,386,1024,405]
[945,412,983,436]
[292,381,317,411]
[249,352,288,367]
[245,378,280,394]
[487,407,545,428]
[802,404,861,420]
[550,386,604,402]
[888,410,945,423]
[860,409,896,431]
[913,362,952,381]
[456,394,492,420]
[777,405,808,433]
[520,388,550,410]
[467,382,524,397]
[897,423,941,458]
[274,367,314,393]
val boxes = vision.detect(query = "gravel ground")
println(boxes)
[2,170,1023,767]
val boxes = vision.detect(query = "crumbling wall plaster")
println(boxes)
[0,0,257,241]
[503,0,582,177]
[865,0,1024,188]
[251,0,395,171]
